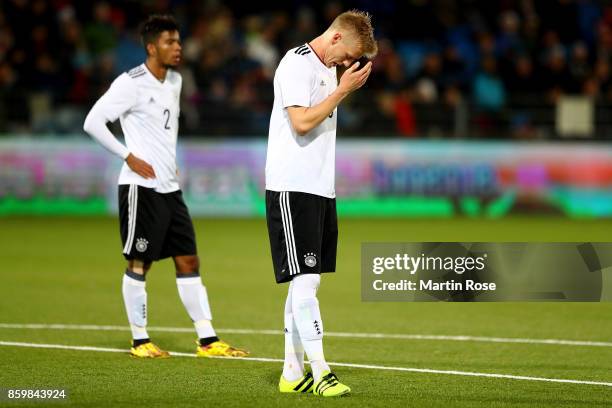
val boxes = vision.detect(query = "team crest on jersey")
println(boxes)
[304,253,317,268]
[135,238,149,252]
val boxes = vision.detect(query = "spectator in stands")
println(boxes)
[541,45,573,102]
[504,53,540,97]
[413,51,444,104]
[472,56,506,133]
[2,0,612,138]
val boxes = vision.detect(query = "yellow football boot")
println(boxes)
[279,372,314,393]
[313,371,350,397]
[129,342,170,358]
[196,340,249,357]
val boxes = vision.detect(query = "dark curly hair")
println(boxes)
[140,15,179,54]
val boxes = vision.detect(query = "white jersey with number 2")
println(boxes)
[84,63,182,193]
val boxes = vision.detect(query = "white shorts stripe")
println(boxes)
[123,185,138,254]
[282,192,300,275]
[129,185,138,253]
[278,192,292,274]
[122,185,132,254]
[122,185,134,254]
[279,192,296,275]
[279,192,299,275]
[285,191,300,275]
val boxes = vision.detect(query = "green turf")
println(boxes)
[1,216,612,407]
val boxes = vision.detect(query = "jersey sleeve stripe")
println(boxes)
[127,66,145,78]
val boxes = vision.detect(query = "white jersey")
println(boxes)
[265,43,338,198]
[84,64,182,193]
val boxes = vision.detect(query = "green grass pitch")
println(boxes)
[1,216,611,407]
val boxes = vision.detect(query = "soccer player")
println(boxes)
[265,10,377,396]
[83,15,248,359]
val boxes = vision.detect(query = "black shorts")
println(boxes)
[266,190,338,284]
[118,184,197,262]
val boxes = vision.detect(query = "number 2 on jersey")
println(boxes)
[163,109,171,130]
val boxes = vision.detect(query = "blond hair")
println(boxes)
[329,10,378,59]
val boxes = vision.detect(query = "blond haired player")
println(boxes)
[265,10,378,396]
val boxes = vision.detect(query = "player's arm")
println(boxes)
[286,61,372,136]
[83,75,155,179]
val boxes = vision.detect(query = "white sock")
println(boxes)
[291,274,330,381]
[194,319,217,340]
[122,271,149,341]
[282,280,304,382]
[176,275,216,339]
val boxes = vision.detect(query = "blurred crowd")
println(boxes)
[1,0,612,137]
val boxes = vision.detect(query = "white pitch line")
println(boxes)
[1,323,611,348]
[0,341,283,363]
[1,340,611,388]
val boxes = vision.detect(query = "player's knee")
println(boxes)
[291,273,321,300]
[175,255,200,275]
[128,260,152,277]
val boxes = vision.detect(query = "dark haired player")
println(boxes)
[84,15,248,358]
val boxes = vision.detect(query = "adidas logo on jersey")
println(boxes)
[320,80,326,86]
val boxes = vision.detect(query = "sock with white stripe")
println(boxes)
[176,273,217,342]
[291,274,330,381]
[122,270,149,341]
[282,279,305,382]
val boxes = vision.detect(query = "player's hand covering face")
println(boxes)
[337,56,372,94]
